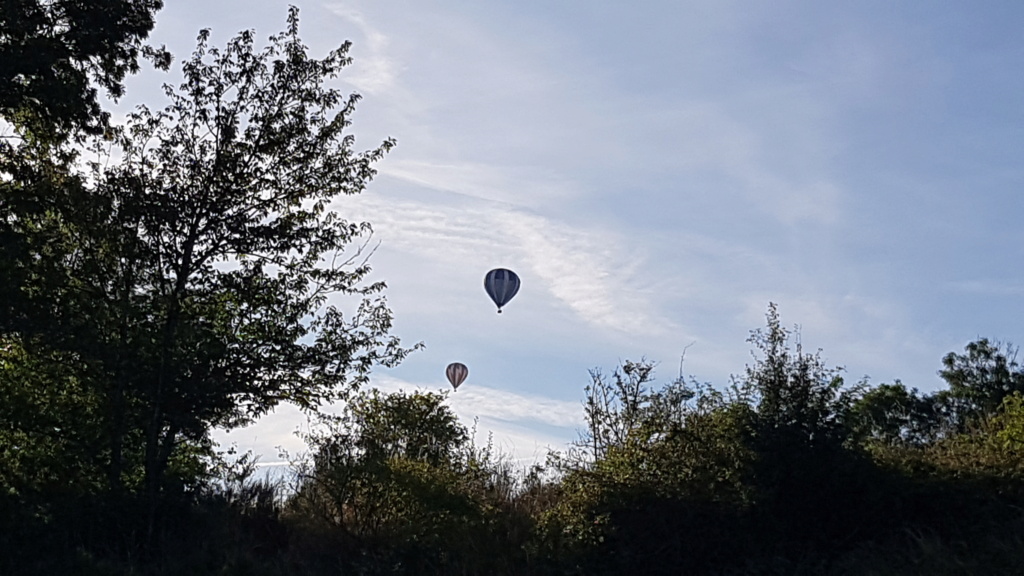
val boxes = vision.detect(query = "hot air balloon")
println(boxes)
[484,268,520,313]
[446,362,468,390]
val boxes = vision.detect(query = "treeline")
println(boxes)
[4,3,1024,574]
[285,309,1024,575]
[7,305,1024,574]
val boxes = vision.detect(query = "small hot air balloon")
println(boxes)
[446,362,468,390]
[484,268,520,313]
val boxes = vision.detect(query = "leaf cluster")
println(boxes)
[0,0,169,139]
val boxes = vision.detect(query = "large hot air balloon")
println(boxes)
[484,268,520,313]
[446,362,468,390]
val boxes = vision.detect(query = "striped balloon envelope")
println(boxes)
[446,362,469,390]
[484,268,520,313]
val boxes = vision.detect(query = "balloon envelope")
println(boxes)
[446,362,468,390]
[484,268,520,313]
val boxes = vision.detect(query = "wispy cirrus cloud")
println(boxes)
[339,188,674,337]
[947,279,1024,297]
[382,159,581,209]
[325,4,399,94]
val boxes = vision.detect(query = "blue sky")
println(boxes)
[122,1,1024,463]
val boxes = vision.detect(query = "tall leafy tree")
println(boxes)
[2,8,417,508]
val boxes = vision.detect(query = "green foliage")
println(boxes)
[848,380,940,446]
[0,0,169,139]
[577,359,693,460]
[905,392,1024,487]
[994,392,1024,447]
[541,305,969,574]
[0,13,421,572]
[8,292,1024,574]
[736,305,891,552]
[541,359,758,573]
[844,339,1024,452]
[935,338,1024,430]
[0,337,107,498]
[741,303,854,448]
[296,390,472,539]
[293,389,539,574]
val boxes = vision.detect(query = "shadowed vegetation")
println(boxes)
[3,6,1024,575]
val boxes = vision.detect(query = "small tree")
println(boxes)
[848,381,940,446]
[743,303,851,446]
[544,357,758,574]
[936,338,1024,430]
[577,360,694,462]
[293,390,532,572]
[739,304,882,552]
[297,390,472,538]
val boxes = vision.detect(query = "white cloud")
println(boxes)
[325,4,399,94]
[382,159,581,209]
[338,189,674,337]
